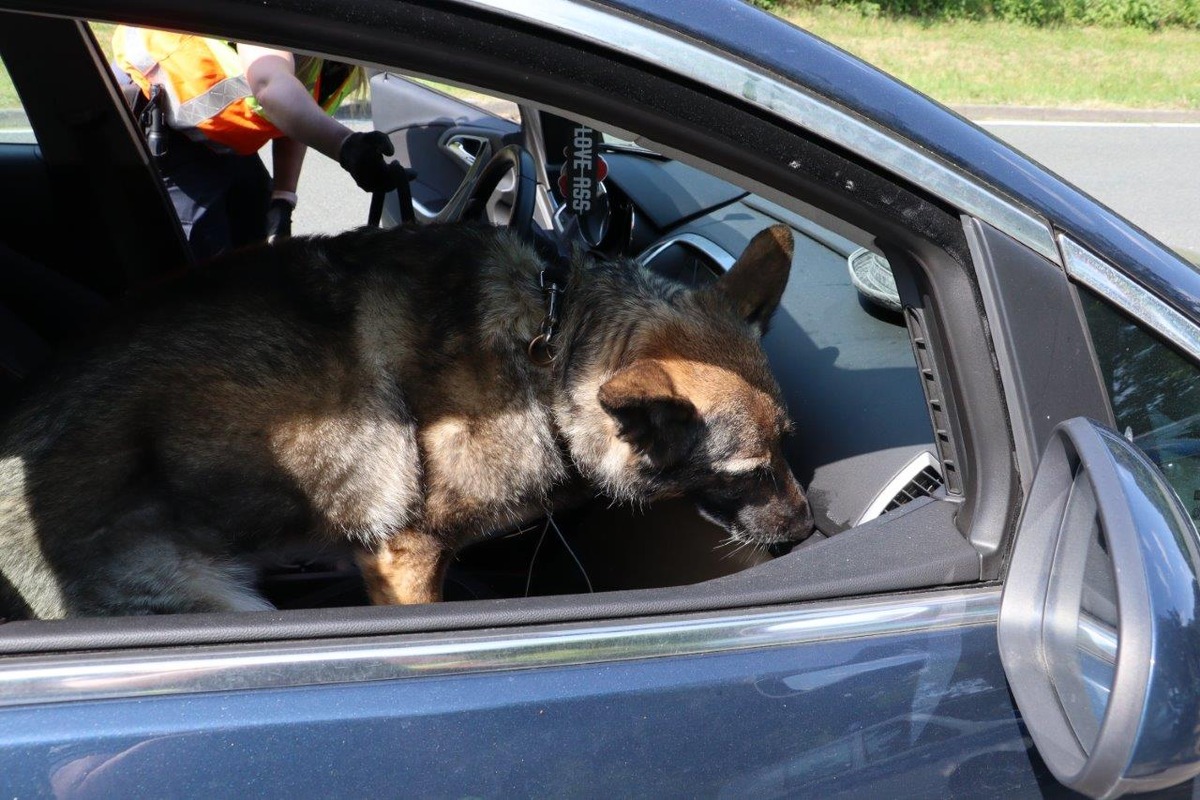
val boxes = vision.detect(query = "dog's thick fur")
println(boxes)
[0,222,812,619]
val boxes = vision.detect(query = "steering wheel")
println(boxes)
[432,143,537,239]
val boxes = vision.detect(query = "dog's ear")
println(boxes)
[712,224,794,336]
[598,360,700,466]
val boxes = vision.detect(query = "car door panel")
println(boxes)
[370,72,519,216]
[0,599,1060,798]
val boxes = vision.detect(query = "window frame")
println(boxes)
[0,0,1029,661]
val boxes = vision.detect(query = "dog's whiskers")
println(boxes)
[714,534,753,561]
[720,540,749,562]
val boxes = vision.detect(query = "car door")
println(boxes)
[0,16,1014,797]
[0,2,1198,799]
[368,72,520,225]
[0,74,1036,800]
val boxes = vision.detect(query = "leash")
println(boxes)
[368,161,417,227]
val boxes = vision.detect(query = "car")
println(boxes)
[0,0,1198,797]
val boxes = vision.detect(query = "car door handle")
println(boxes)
[442,134,489,168]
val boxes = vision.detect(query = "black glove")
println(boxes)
[265,197,294,242]
[338,131,396,193]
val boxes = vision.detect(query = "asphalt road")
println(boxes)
[287,118,1200,259]
[980,120,1200,257]
[270,119,375,238]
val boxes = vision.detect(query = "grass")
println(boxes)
[2,15,1200,113]
[0,65,19,112]
[780,5,1200,109]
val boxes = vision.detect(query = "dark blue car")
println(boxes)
[0,1,1198,797]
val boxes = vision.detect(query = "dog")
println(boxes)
[0,221,813,619]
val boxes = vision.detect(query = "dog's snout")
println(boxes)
[695,458,816,547]
[746,475,815,546]
[764,502,815,556]
[780,469,815,542]
[770,494,814,544]
[780,464,816,541]
[792,499,815,541]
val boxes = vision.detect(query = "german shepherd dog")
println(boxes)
[0,222,813,619]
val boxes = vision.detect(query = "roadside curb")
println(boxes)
[954,104,1200,124]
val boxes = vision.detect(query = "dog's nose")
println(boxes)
[782,472,815,542]
[765,506,815,557]
[764,497,814,544]
[790,501,815,541]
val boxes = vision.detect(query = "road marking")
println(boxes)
[976,120,1200,129]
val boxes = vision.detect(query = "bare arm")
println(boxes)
[270,136,308,195]
[239,45,350,160]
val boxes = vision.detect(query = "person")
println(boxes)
[112,27,395,259]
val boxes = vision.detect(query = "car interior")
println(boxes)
[0,12,1011,640]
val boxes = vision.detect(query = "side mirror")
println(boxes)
[999,417,1200,799]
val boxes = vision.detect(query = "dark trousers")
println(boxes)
[157,132,271,261]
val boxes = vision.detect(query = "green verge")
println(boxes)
[0,62,18,112]
[779,5,1200,109]
[754,0,1200,29]
[2,16,1199,113]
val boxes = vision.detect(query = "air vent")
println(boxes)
[905,306,962,495]
[881,463,944,514]
[856,451,945,525]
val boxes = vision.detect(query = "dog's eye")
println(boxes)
[751,464,776,484]
[711,463,774,488]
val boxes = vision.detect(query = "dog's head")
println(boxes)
[592,225,814,546]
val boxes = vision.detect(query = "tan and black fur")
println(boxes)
[0,222,812,619]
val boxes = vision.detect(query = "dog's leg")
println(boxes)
[356,532,450,605]
[77,514,276,617]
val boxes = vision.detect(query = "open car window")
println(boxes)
[0,12,1009,641]
[405,77,520,123]
[0,54,33,145]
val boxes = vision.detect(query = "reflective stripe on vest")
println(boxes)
[176,75,256,129]
[113,27,285,155]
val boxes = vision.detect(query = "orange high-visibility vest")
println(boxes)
[112,26,356,156]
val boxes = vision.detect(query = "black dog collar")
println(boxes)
[528,236,572,367]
